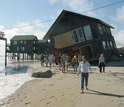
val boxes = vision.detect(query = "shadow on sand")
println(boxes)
[85,89,124,98]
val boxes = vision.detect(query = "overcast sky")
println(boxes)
[0,0,124,55]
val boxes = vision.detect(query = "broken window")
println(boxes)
[72,28,85,44]
[83,25,93,40]
[102,41,107,50]
[98,23,103,35]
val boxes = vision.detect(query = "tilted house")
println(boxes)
[38,40,49,55]
[43,10,117,61]
[10,35,38,59]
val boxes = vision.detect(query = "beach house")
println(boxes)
[43,10,117,61]
[10,35,38,60]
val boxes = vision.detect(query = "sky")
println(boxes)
[0,0,124,55]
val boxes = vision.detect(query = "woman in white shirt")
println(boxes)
[99,54,106,73]
[77,56,92,94]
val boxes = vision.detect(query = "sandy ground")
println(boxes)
[0,62,124,107]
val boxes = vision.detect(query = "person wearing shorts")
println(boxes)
[61,53,67,73]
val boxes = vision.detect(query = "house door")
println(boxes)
[79,45,94,59]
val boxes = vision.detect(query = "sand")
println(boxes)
[0,62,124,107]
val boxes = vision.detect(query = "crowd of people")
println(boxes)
[40,53,106,93]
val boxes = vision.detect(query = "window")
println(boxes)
[106,27,111,35]
[72,28,85,43]
[13,41,17,45]
[33,41,36,44]
[17,47,19,51]
[24,41,26,44]
[21,47,25,51]
[102,41,107,50]
[107,41,110,50]
[83,25,93,40]
[20,41,23,44]
[23,47,25,51]
[54,37,59,43]
[110,41,113,49]
[98,23,103,35]
[102,25,106,33]
[33,47,35,50]
[113,41,116,48]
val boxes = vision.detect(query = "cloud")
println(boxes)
[110,5,124,22]
[48,0,97,17]
[114,29,124,48]
[116,5,124,22]
[0,20,47,55]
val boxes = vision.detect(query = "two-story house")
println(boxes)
[43,10,117,61]
[10,35,38,60]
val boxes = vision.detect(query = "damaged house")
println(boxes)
[43,10,117,61]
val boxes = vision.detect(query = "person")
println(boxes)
[40,54,44,66]
[48,54,53,69]
[66,54,69,72]
[77,56,92,94]
[58,54,62,70]
[72,55,78,72]
[52,54,56,66]
[99,54,106,73]
[78,54,82,64]
[45,55,49,67]
[61,53,67,73]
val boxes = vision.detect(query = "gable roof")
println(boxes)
[11,35,36,40]
[39,40,47,43]
[43,10,114,40]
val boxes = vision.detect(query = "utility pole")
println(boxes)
[0,31,7,75]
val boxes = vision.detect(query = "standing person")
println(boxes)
[45,55,49,67]
[66,54,69,72]
[53,54,56,66]
[48,54,53,69]
[72,55,78,72]
[40,54,44,66]
[77,56,92,94]
[58,54,62,70]
[99,54,106,73]
[61,53,67,73]
[78,54,82,64]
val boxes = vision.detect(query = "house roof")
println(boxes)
[39,40,47,43]
[11,35,36,40]
[43,10,114,40]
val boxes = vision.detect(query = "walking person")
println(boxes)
[61,53,67,73]
[48,54,53,69]
[99,54,106,73]
[58,54,62,70]
[77,56,92,94]
[66,54,69,72]
[40,54,44,67]
[78,54,82,64]
[72,55,78,72]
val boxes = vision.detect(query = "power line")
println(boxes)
[1,0,124,31]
